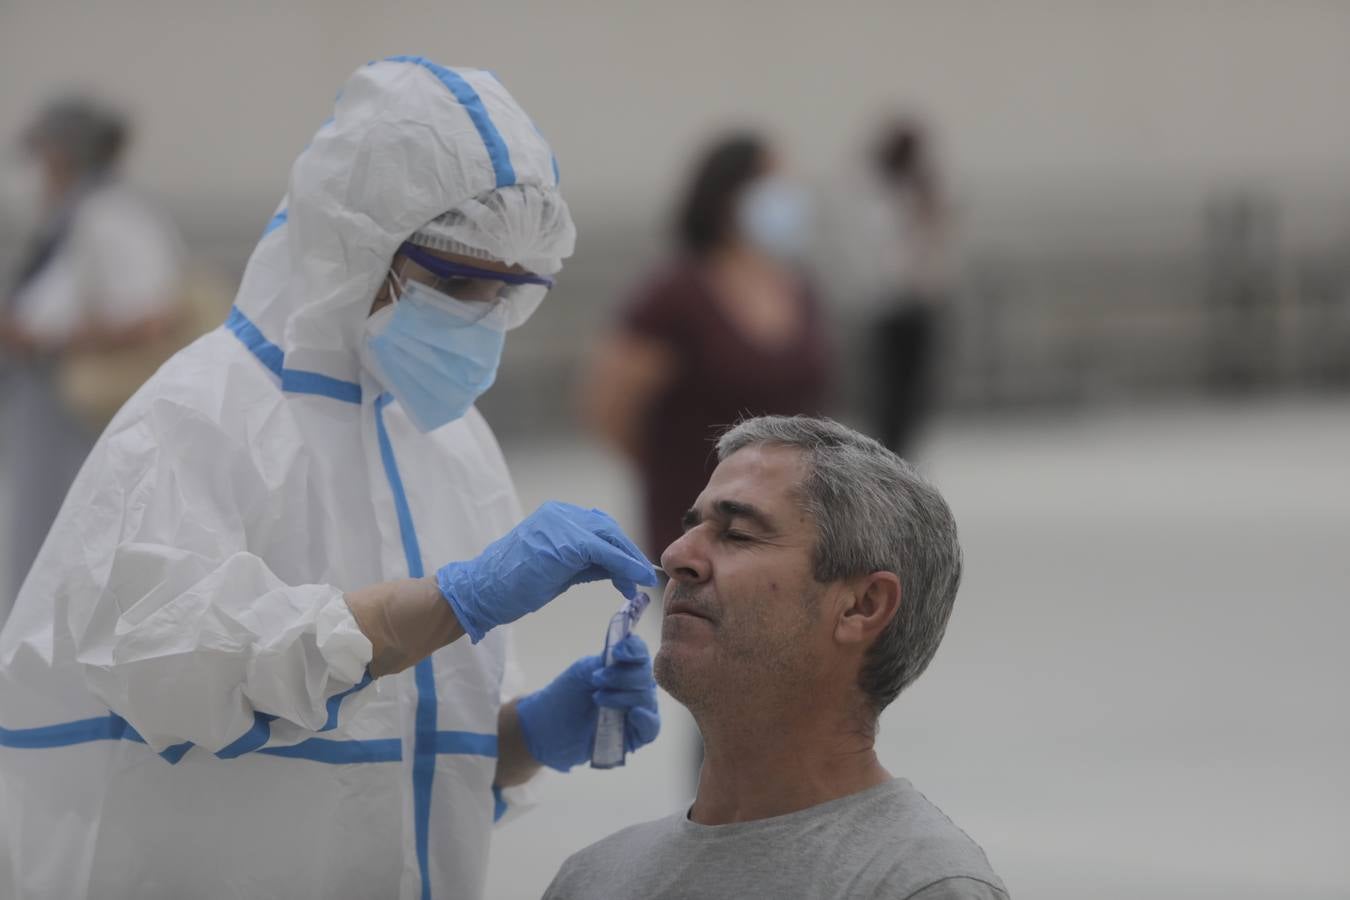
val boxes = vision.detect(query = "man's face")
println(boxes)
[655,444,836,715]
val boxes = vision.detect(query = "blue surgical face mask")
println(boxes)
[360,277,509,432]
[736,176,812,261]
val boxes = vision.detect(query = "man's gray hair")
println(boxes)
[716,415,962,713]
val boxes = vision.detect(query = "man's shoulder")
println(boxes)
[898,875,1011,900]
[867,780,1008,898]
[562,812,683,864]
[545,813,684,898]
[546,784,1009,900]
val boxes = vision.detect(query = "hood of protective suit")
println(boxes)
[235,56,573,387]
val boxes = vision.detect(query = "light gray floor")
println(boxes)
[2,398,1347,899]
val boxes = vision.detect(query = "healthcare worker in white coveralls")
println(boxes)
[0,56,661,900]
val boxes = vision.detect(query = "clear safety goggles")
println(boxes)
[393,242,554,329]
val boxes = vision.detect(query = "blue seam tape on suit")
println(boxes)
[262,208,288,237]
[374,392,439,900]
[214,712,277,759]
[227,306,364,404]
[258,738,402,765]
[227,306,284,378]
[281,368,363,404]
[323,672,374,731]
[380,56,516,188]
[0,715,126,749]
[1,717,498,768]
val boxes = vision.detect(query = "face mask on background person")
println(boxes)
[736,175,812,261]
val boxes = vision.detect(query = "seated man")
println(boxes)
[545,415,1008,900]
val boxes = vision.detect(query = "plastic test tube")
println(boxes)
[590,590,652,769]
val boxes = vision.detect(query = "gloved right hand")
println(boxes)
[436,501,656,643]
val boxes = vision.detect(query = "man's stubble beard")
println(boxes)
[653,641,711,715]
[653,583,825,721]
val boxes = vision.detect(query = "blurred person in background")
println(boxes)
[820,117,954,457]
[0,58,659,900]
[545,416,1008,900]
[0,97,184,622]
[580,132,832,561]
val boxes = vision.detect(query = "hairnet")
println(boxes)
[409,183,575,277]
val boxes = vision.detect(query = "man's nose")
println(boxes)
[660,529,710,585]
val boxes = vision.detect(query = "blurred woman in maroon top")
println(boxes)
[581,133,832,559]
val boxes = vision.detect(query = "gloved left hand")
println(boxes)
[515,634,660,772]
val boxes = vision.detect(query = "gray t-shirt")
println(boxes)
[544,778,1008,900]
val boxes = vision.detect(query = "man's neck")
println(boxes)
[688,699,891,826]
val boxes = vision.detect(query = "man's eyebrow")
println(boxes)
[682,500,777,533]
[713,499,776,532]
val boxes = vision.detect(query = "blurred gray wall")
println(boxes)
[7,2,1350,223]
[4,1,1350,432]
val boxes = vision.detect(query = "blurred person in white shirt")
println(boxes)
[0,96,183,622]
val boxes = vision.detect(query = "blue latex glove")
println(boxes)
[437,501,656,643]
[515,634,660,772]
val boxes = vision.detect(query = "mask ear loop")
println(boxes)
[385,264,409,306]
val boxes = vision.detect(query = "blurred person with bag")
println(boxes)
[0,97,186,620]
[580,133,832,560]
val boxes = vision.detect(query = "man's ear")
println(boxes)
[834,572,901,647]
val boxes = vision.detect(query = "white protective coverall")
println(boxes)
[0,57,569,899]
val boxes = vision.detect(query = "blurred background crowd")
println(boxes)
[2,2,1347,898]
